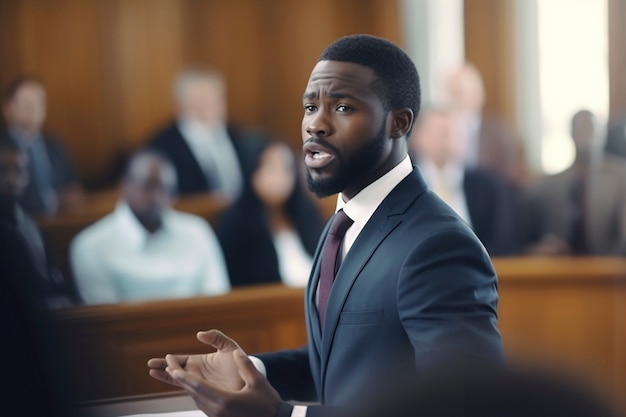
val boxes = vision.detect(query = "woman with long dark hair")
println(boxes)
[215,138,325,287]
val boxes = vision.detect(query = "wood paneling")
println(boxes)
[49,284,308,402]
[463,0,517,128]
[48,257,626,414]
[609,0,626,121]
[0,0,401,187]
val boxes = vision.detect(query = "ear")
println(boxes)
[389,108,414,139]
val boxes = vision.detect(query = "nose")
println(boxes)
[304,109,331,138]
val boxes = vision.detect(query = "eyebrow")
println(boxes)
[302,91,360,101]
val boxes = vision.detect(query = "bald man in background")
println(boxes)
[146,67,262,201]
[444,63,527,188]
[70,150,230,304]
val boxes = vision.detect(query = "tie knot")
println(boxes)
[328,209,353,238]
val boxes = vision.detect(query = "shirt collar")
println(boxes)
[178,119,228,144]
[336,155,413,228]
[114,200,169,250]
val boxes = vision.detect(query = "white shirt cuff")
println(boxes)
[292,405,308,417]
[248,355,267,377]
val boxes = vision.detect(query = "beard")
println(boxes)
[306,120,387,198]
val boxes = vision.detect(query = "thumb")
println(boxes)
[196,329,241,352]
[233,349,263,386]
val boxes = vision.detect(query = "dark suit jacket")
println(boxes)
[256,167,505,415]
[605,120,626,159]
[476,112,525,187]
[7,132,78,215]
[215,193,324,288]
[146,121,261,195]
[521,157,626,255]
[464,168,518,256]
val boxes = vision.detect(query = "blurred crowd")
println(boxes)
[1,62,625,309]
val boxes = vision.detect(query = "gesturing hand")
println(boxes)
[147,329,282,417]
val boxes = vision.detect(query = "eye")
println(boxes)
[304,104,317,114]
[336,104,353,113]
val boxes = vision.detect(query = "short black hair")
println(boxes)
[318,34,421,132]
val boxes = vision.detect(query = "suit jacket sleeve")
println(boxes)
[398,228,504,370]
[255,346,317,403]
[45,136,79,189]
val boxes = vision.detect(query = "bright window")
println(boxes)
[537,0,608,174]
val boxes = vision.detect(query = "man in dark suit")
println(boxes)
[605,118,626,159]
[409,106,518,256]
[2,75,85,215]
[146,67,261,201]
[148,35,504,417]
[0,136,75,309]
[444,62,527,188]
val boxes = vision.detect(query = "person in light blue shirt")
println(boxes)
[70,150,230,304]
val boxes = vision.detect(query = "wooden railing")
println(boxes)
[48,257,626,413]
[49,284,308,402]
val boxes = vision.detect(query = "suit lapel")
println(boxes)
[318,169,426,384]
[306,218,333,359]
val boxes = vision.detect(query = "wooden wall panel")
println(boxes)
[609,0,626,121]
[463,0,517,128]
[0,0,401,188]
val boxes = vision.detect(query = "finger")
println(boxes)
[157,354,188,369]
[149,368,179,386]
[197,329,242,352]
[165,354,185,372]
[147,358,167,369]
[170,368,227,402]
[233,349,263,386]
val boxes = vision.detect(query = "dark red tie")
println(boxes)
[318,209,353,325]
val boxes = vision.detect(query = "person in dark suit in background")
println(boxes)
[443,62,528,188]
[148,34,504,417]
[0,136,76,309]
[605,116,626,159]
[409,105,518,256]
[215,137,325,288]
[146,67,263,201]
[522,109,626,256]
[2,75,85,215]
[0,138,78,416]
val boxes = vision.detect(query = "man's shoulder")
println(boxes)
[146,120,182,147]
[166,210,215,237]
[71,212,118,250]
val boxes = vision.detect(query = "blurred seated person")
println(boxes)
[215,138,325,287]
[0,136,76,309]
[2,75,85,215]
[70,150,230,304]
[443,62,527,188]
[146,66,262,201]
[522,109,626,256]
[409,106,518,256]
[605,115,626,159]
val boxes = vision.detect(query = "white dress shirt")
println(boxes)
[70,201,230,304]
[178,119,243,200]
[251,155,414,417]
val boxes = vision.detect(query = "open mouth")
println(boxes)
[303,141,336,169]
